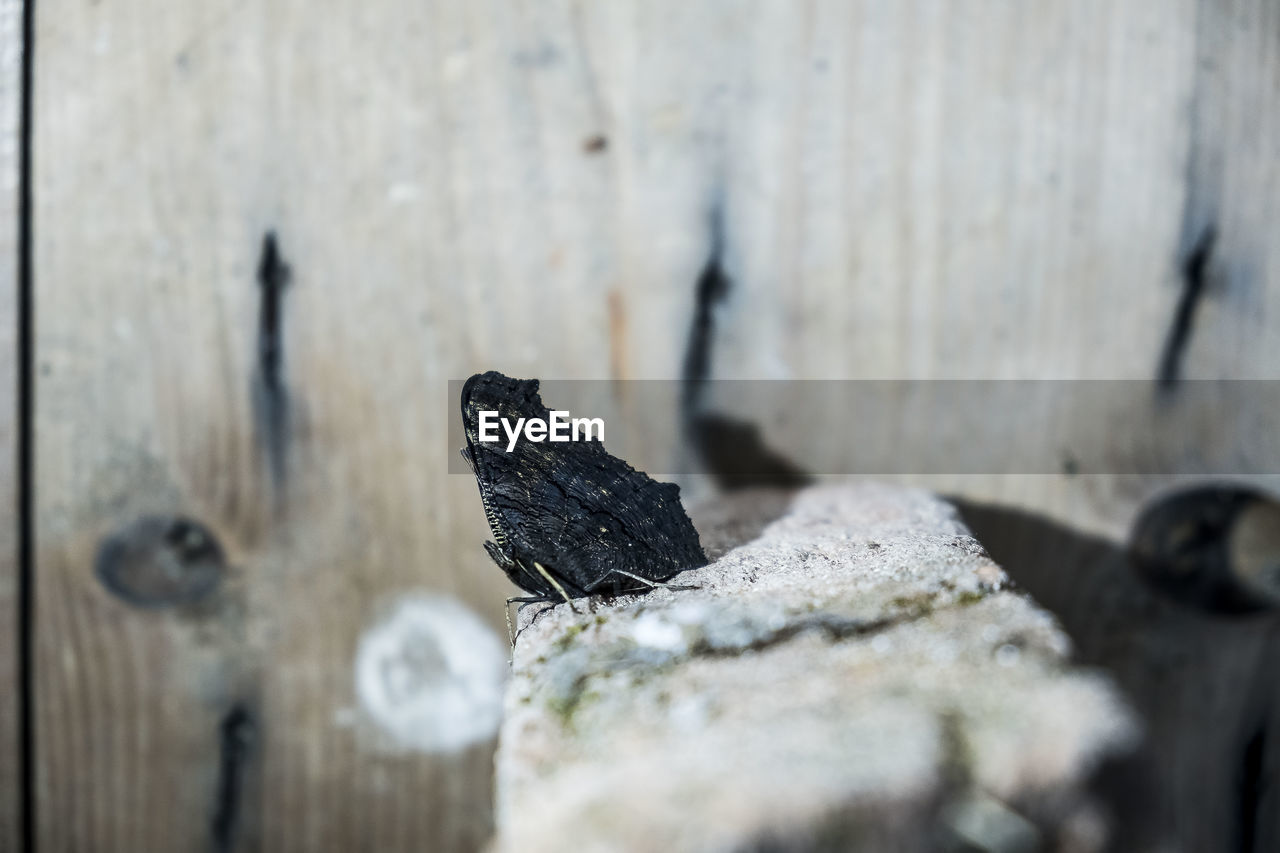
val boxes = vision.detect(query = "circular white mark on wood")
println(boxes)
[356,595,506,753]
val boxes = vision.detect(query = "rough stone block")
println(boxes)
[493,485,1137,852]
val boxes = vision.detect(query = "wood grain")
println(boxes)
[0,0,20,848]
[32,0,709,849]
[29,0,1280,850]
[690,0,1280,537]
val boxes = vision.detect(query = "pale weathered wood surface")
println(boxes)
[30,0,1280,851]
[0,0,20,849]
[33,1,703,850]
[691,0,1280,536]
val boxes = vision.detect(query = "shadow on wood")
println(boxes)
[955,499,1280,852]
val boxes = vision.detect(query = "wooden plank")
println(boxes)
[0,0,21,848]
[31,1,716,850]
[31,0,1280,849]
[31,1,494,847]
[688,0,1280,536]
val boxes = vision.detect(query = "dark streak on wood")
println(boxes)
[1157,225,1216,392]
[680,204,729,409]
[253,231,291,490]
[1160,0,1225,395]
[685,413,812,491]
[680,205,812,490]
[211,704,255,853]
[16,0,36,844]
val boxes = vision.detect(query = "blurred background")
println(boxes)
[3,0,1280,850]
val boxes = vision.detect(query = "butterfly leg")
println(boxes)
[531,561,580,613]
[504,595,554,650]
[600,568,700,594]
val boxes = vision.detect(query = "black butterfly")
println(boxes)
[460,371,706,604]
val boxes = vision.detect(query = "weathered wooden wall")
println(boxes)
[20,0,1280,851]
[687,0,1280,535]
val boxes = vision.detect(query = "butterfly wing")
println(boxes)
[461,371,705,597]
